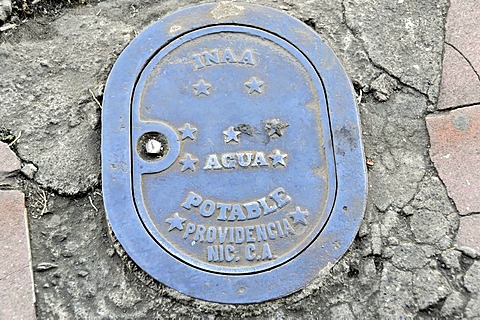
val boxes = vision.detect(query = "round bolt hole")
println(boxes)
[137,132,169,161]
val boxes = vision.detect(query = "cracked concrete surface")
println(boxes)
[342,0,446,102]
[1,0,477,318]
[0,14,133,195]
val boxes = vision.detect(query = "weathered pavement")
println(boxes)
[0,0,479,318]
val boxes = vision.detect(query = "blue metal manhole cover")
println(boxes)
[102,2,367,304]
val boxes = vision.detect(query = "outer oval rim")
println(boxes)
[102,2,367,304]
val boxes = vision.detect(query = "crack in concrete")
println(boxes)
[367,56,431,102]
[445,41,480,83]
[456,211,480,217]
[430,101,480,114]
[403,170,429,211]
[340,0,432,102]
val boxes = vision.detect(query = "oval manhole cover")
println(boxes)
[102,2,367,304]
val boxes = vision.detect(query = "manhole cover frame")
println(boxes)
[102,2,367,304]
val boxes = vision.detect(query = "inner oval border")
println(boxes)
[130,25,338,275]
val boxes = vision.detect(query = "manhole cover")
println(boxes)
[102,2,367,304]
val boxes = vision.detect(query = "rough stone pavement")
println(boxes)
[0,0,479,318]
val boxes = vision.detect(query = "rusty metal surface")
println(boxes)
[102,3,367,303]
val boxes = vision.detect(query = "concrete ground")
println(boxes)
[0,0,479,318]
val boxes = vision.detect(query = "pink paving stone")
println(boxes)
[437,45,480,110]
[457,215,480,253]
[0,141,21,176]
[426,105,480,215]
[0,190,36,319]
[445,0,480,77]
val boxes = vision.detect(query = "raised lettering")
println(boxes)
[204,154,222,170]
[261,243,273,260]
[182,192,202,209]
[239,50,255,65]
[203,151,290,170]
[270,187,291,208]
[229,227,235,243]
[217,203,231,221]
[193,49,256,69]
[282,218,294,236]
[225,245,235,262]
[219,244,224,261]
[193,54,205,69]
[258,197,277,215]
[229,204,247,221]
[221,153,236,168]
[244,201,261,220]
[235,227,245,244]
[245,226,255,243]
[206,226,216,243]
[251,152,269,167]
[207,245,219,262]
[237,153,253,167]
[183,223,196,239]
[245,244,255,261]
[181,189,291,221]
[276,221,284,238]
[256,225,268,242]
[218,227,228,244]
[267,222,277,240]
[194,224,206,242]
[200,200,215,217]
[221,49,237,63]
[204,50,219,66]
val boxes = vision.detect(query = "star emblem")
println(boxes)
[245,77,264,94]
[193,79,211,96]
[289,207,309,226]
[165,213,186,231]
[179,154,198,172]
[269,150,287,167]
[223,126,241,143]
[179,123,197,140]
